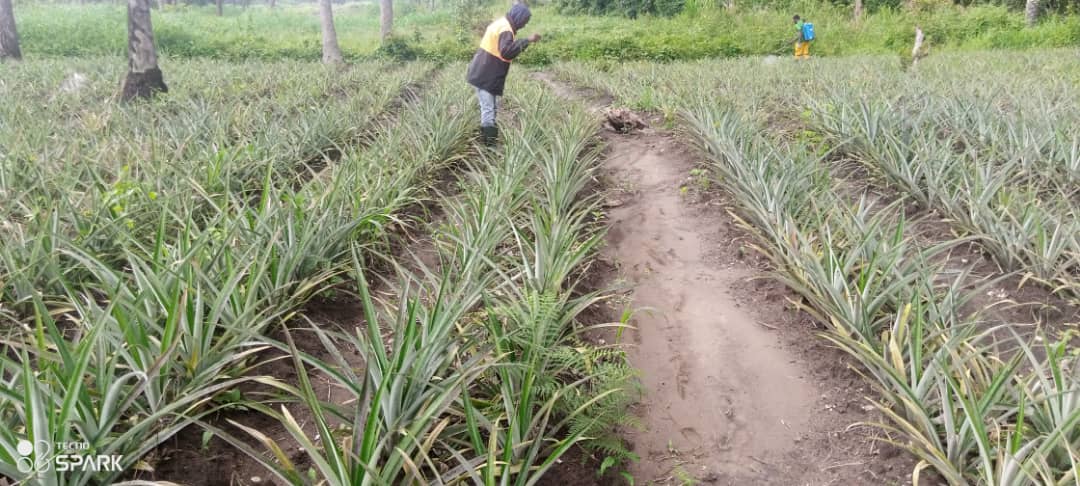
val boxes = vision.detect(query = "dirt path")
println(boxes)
[533,73,917,486]
[602,132,818,484]
[600,130,826,483]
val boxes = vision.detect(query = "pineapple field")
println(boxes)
[2,49,1079,486]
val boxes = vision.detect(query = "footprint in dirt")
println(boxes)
[680,427,703,443]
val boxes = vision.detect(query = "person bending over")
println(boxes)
[466,3,541,146]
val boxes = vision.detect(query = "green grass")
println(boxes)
[11,1,1080,63]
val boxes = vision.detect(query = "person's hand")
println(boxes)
[528,33,541,43]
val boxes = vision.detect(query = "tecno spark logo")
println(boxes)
[15,439,50,474]
[15,439,123,474]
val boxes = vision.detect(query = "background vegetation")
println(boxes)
[10,0,1080,64]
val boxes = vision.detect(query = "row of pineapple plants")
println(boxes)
[809,85,1079,300]
[552,50,1080,301]
[0,61,472,484]
[551,51,1079,484]
[684,102,1079,485]
[1,59,430,306]
[201,76,636,485]
[1,61,633,484]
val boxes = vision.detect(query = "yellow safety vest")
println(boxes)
[479,17,515,63]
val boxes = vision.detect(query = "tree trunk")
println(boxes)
[319,0,343,63]
[911,26,926,67]
[121,0,168,101]
[1025,0,1039,26]
[216,0,223,16]
[854,0,863,22]
[0,0,21,61]
[269,0,275,8]
[379,0,393,41]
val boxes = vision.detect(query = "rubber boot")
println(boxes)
[477,126,490,146]
[481,125,499,147]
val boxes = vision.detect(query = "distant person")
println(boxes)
[466,4,541,147]
[792,15,814,59]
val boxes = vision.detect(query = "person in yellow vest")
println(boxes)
[466,3,541,146]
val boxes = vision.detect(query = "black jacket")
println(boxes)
[466,6,531,96]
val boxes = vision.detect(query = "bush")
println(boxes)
[450,0,494,42]
[555,0,686,18]
[375,35,421,60]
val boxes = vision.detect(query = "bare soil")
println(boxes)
[146,296,369,486]
[535,72,917,486]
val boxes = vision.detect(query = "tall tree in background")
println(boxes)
[911,25,927,67]
[121,0,168,101]
[854,0,863,22]
[1025,0,1039,25]
[216,0,224,16]
[0,0,21,61]
[380,0,393,40]
[319,0,344,63]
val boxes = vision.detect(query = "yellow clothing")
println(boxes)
[479,17,515,63]
[794,41,810,59]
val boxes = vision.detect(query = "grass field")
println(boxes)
[1,16,1079,484]
[12,1,1080,62]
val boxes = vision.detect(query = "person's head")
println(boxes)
[793,14,801,23]
[507,3,532,31]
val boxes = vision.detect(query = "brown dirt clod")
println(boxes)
[605,108,648,133]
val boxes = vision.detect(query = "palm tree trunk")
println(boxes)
[216,0,223,16]
[380,0,393,41]
[911,25,926,67]
[854,0,863,22]
[1025,0,1039,26]
[319,0,343,63]
[121,0,168,101]
[0,0,21,61]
